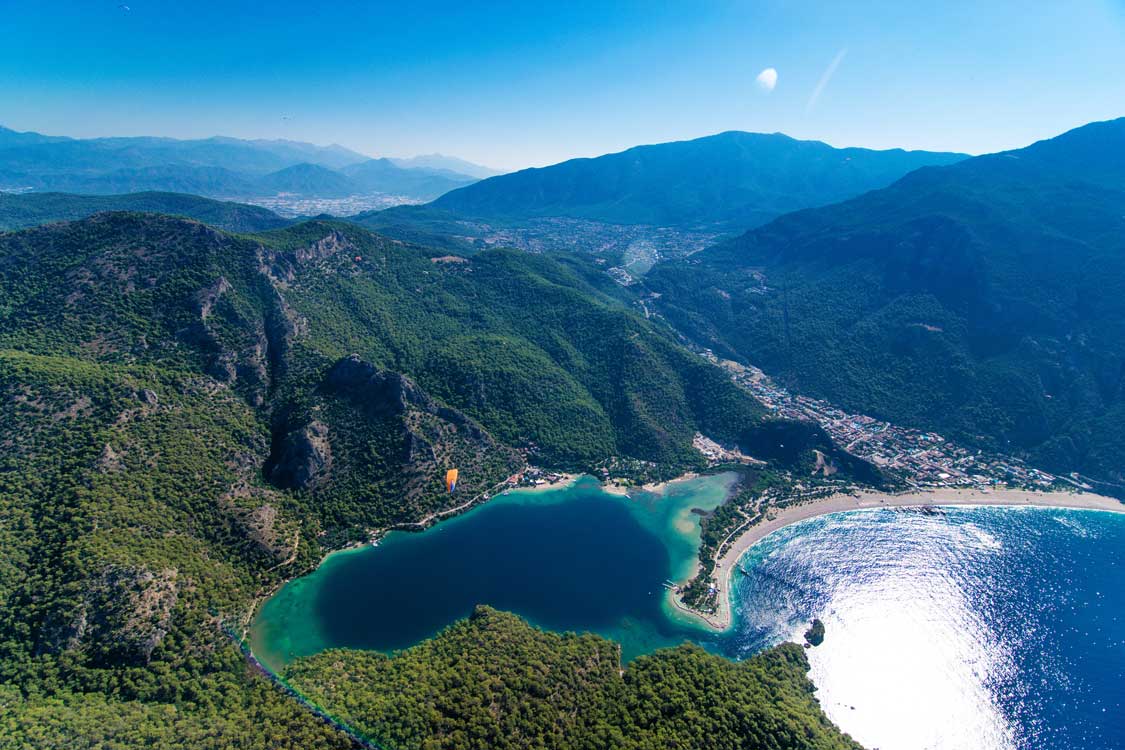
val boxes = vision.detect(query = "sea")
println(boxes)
[251,476,1125,750]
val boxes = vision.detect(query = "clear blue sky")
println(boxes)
[2,1,1123,170]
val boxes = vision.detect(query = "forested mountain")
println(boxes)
[432,131,965,230]
[647,118,1125,490]
[0,127,478,201]
[286,606,861,750]
[0,211,858,746]
[0,191,290,232]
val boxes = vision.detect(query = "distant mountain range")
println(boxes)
[432,131,966,230]
[0,191,289,233]
[646,117,1125,490]
[389,153,504,179]
[0,126,480,201]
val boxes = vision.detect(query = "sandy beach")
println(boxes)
[676,487,1124,632]
[504,472,582,494]
[601,472,700,497]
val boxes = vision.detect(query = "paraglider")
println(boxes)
[445,468,459,493]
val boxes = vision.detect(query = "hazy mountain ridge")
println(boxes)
[432,130,966,230]
[0,127,479,201]
[0,191,290,232]
[342,157,478,198]
[390,152,504,178]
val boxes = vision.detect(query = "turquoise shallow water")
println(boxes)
[250,473,735,671]
[253,480,1125,750]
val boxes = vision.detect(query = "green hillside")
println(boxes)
[647,118,1125,491]
[0,211,859,747]
[286,606,861,750]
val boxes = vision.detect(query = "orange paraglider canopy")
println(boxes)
[444,468,459,493]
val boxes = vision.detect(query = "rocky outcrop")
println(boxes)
[256,229,358,287]
[195,275,232,320]
[267,420,333,491]
[324,355,426,409]
[266,354,522,506]
[293,230,357,265]
[50,565,179,666]
[324,354,486,441]
[94,443,124,473]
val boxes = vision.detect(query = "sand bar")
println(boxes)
[506,472,582,494]
[601,472,701,497]
[677,487,1124,632]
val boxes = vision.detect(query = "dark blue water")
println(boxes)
[254,480,1125,750]
[317,494,673,647]
[250,476,731,671]
[724,506,1125,750]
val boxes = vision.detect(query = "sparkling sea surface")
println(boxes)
[253,479,1125,750]
[724,505,1125,750]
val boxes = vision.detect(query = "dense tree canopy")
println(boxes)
[0,213,856,747]
[287,607,861,750]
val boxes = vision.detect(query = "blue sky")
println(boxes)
[2,1,1123,169]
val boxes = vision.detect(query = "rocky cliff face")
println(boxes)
[267,354,522,518]
[268,420,333,490]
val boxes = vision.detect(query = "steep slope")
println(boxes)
[433,131,965,230]
[0,211,861,746]
[0,349,352,749]
[246,219,776,472]
[0,191,290,232]
[648,117,1125,488]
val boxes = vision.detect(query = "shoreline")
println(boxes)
[676,487,1125,633]
[601,472,700,497]
[502,472,582,495]
[247,468,715,665]
[247,470,679,635]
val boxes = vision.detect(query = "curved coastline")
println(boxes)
[247,474,587,655]
[680,487,1125,633]
[249,470,731,670]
